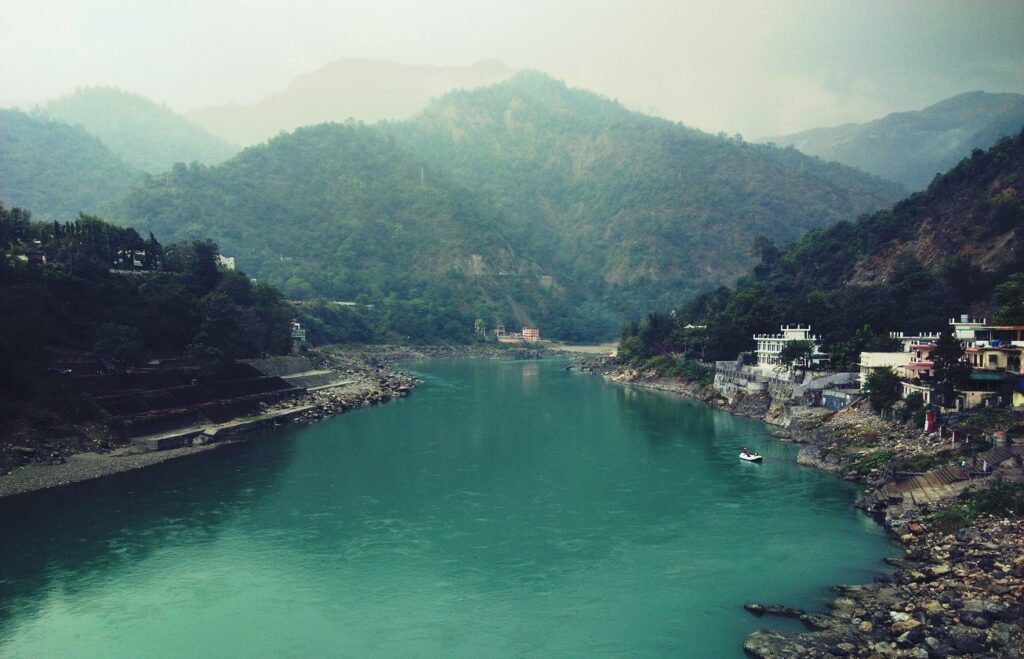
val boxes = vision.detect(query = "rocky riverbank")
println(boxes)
[571,356,1024,657]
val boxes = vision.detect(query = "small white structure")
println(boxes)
[217,255,236,270]
[950,314,986,340]
[754,324,822,367]
[858,352,913,389]
[889,331,941,352]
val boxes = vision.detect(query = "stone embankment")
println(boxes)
[572,356,1024,657]
[0,349,420,498]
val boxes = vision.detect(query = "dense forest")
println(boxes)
[0,205,293,417]
[394,71,904,315]
[113,123,589,341]
[0,109,145,220]
[110,73,903,341]
[43,87,240,173]
[621,127,1024,369]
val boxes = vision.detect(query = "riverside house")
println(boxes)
[882,318,1024,410]
[753,324,826,368]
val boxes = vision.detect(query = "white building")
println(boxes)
[889,331,941,352]
[950,314,986,341]
[754,324,822,367]
[858,352,913,389]
[217,255,236,270]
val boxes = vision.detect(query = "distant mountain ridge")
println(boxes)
[770,91,1024,190]
[0,109,144,220]
[42,87,240,173]
[186,58,515,146]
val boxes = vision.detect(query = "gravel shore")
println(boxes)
[0,443,223,498]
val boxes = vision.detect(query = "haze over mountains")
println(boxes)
[770,91,1024,191]
[43,87,239,173]
[3,62,1022,340]
[0,109,144,220]
[186,58,515,146]
[112,72,902,339]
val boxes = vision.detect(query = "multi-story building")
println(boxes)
[753,324,823,367]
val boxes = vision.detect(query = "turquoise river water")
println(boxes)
[0,359,894,657]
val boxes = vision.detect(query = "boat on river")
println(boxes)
[739,451,762,463]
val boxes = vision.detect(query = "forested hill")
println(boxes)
[113,123,587,341]
[0,206,293,410]
[112,73,905,341]
[669,127,1024,365]
[43,87,240,173]
[770,91,1024,191]
[393,71,905,315]
[0,109,145,220]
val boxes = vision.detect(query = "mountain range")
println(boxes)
[5,69,1020,342]
[186,58,515,146]
[112,72,902,340]
[769,91,1024,190]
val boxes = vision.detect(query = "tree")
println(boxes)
[94,323,147,369]
[931,330,971,407]
[865,368,902,413]
[994,273,1024,324]
[778,340,814,372]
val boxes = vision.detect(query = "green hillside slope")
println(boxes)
[113,123,586,340]
[0,109,144,220]
[43,87,239,173]
[394,72,905,315]
[669,127,1024,363]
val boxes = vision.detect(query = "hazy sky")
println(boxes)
[3,0,1023,137]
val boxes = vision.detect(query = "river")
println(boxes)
[0,358,893,657]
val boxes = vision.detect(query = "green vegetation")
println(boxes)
[0,204,292,422]
[993,273,1024,324]
[850,450,893,476]
[110,73,901,343]
[396,71,903,318]
[0,109,144,220]
[865,368,902,412]
[625,127,1024,363]
[616,314,713,384]
[932,481,1024,531]
[43,87,239,173]
[113,123,586,343]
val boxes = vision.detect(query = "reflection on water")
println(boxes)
[0,359,892,658]
[0,432,296,639]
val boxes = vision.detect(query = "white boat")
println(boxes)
[739,452,763,463]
